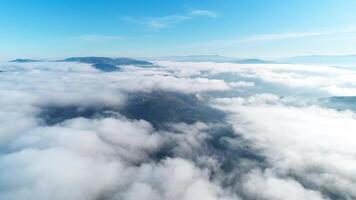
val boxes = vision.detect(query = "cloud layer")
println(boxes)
[1,60,356,200]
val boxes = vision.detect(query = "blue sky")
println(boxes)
[1,0,356,59]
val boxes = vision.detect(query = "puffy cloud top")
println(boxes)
[1,60,356,200]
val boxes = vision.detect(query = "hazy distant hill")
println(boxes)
[61,57,152,66]
[153,55,273,64]
[230,58,274,64]
[59,56,153,72]
[8,57,153,72]
[279,55,356,66]
[9,58,42,63]
[154,55,236,62]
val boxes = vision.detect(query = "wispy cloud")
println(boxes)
[238,27,356,43]
[178,26,356,49]
[124,9,218,30]
[124,15,191,30]
[238,31,327,43]
[189,9,218,18]
[77,34,126,42]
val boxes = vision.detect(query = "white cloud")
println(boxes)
[229,81,255,88]
[189,9,218,18]
[176,26,356,49]
[2,59,356,199]
[124,9,217,30]
[155,61,356,96]
[321,85,356,96]
[77,34,126,42]
[211,94,356,199]
[236,27,356,44]
[242,169,325,200]
[0,60,238,200]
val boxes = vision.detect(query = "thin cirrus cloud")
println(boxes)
[175,26,356,50]
[238,26,356,43]
[77,34,126,42]
[124,9,218,30]
[189,9,218,18]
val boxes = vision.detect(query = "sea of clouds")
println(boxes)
[1,60,356,200]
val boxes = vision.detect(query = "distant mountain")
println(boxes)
[9,58,42,63]
[59,56,153,72]
[279,55,356,66]
[60,57,152,66]
[231,58,274,64]
[154,55,237,62]
[153,55,273,64]
[92,63,120,72]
